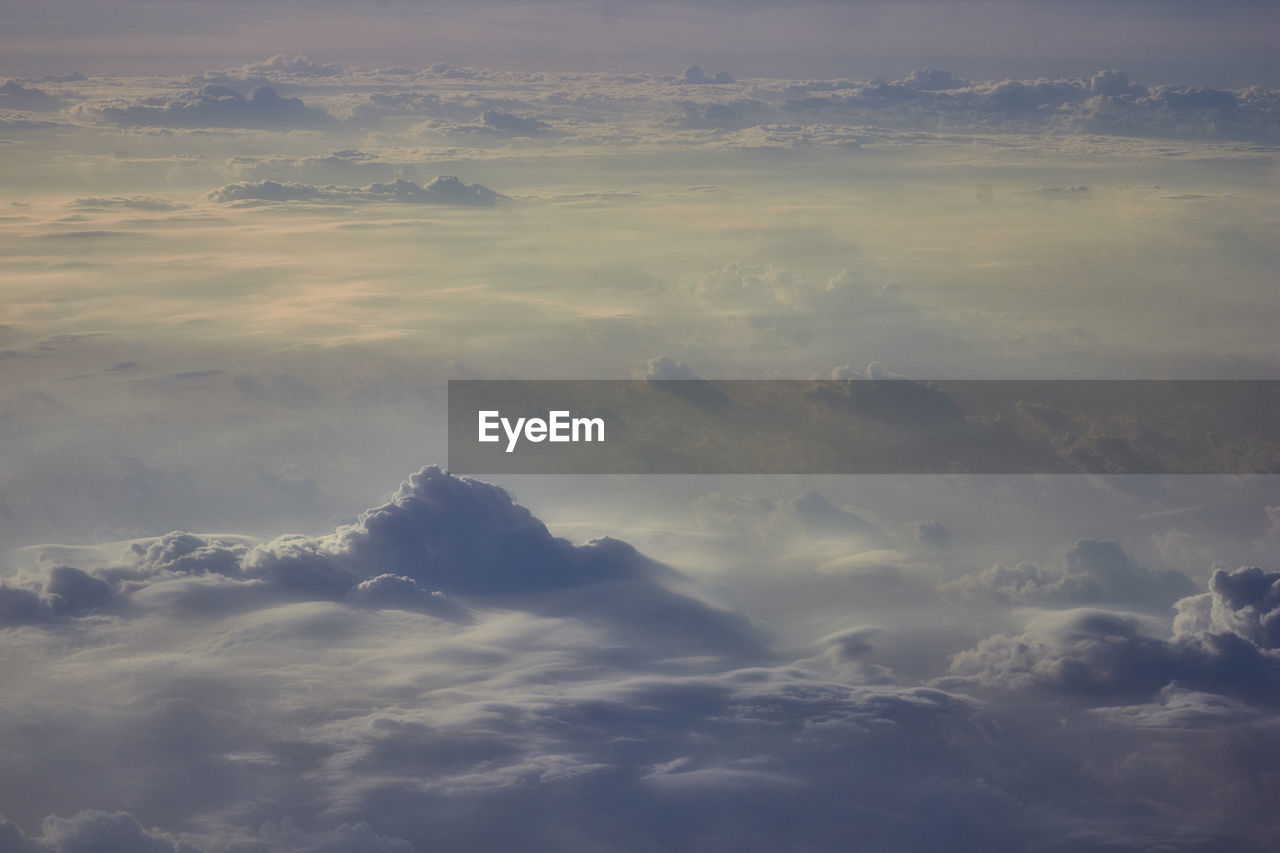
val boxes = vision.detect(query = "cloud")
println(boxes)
[946,565,1280,705]
[128,531,250,577]
[479,110,550,135]
[1091,682,1267,728]
[242,55,344,78]
[0,81,63,110]
[68,197,182,212]
[230,819,413,852]
[208,177,506,206]
[0,810,204,853]
[782,69,1280,143]
[2,466,1278,850]
[644,356,700,381]
[642,357,735,412]
[914,520,951,550]
[6,467,761,656]
[0,565,117,625]
[91,85,330,129]
[346,573,471,622]
[901,68,968,91]
[680,65,734,85]
[1173,565,1279,649]
[2,51,1278,853]
[672,99,768,130]
[948,539,1196,607]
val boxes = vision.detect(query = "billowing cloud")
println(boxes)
[0,810,204,852]
[1173,565,1279,650]
[948,539,1196,607]
[1,466,1277,850]
[946,565,1280,704]
[90,85,330,128]
[782,68,1280,143]
[680,64,734,85]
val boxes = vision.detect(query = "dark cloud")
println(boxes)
[644,357,734,412]
[0,810,203,852]
[644,356,700,381]
[44,566,112,616]
[227,820,413,852]
[679,65,734,85]
[672,99,768,130]
[782,70,1280,143]
[69,197,182,212]
[914,520,951,550]
[0,584,55,625]
[0,81,63,110]
[811,376,965,429]
[92,85,330,129]
[0,565,116,625]
[208,177,506,206]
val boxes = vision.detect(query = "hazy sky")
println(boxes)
[1,1,1278,851]
[2,0,1278,85]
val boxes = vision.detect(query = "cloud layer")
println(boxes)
[1,467,1277,850]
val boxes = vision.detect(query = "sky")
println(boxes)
[2,0,1278,85]
[1,0,1278,851]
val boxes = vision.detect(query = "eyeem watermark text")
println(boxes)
[478,410,605,453]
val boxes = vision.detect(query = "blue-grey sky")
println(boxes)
[2,0,1277,85]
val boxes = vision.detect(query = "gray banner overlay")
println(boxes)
[448,380,1279,475]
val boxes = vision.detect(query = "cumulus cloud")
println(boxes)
[680,65,734,85]
[2,466,1278,850]
[5,468,760,655]
[242,55,344,78]
[901,68,968,91]
[91,85,330,128]
[0,81,63,110]
[0,810,203,852]
[946,565,1280,705]
[644,356,701,381]
[208,176,506,206]
[0,565,116,625]
[948,539,1196,607]
[782,69,1280,143]
[1173,566,1279,649]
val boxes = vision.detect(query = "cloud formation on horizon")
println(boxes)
[0,467,1276,851]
